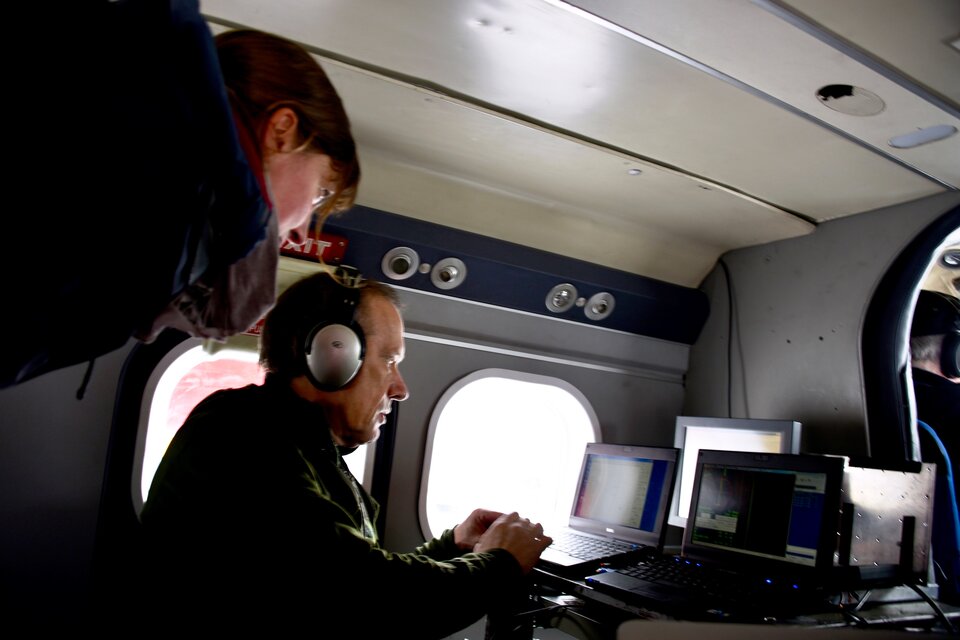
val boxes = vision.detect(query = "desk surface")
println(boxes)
[616,620,927,639]
[518,568,960,639]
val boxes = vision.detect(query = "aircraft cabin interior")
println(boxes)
[2,1,959,637]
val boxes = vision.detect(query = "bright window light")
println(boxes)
[420,369,599,539]
[138,344,369,508]
[140,345,264,505]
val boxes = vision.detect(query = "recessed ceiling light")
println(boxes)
[431,257,467,290]
[584,292,615,321]
[816,84,885,116]
[627,168,642,176]
[545,283,578,313]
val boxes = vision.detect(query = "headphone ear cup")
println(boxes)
[304,322,365,390]
[941,332,960,378]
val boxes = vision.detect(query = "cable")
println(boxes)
[918,420,960,609]
[836,582,957,634]
[851,589,873,612]
[833,589,870,627]
[908,582,958,634]
[718,258,734,418]
[534,605,607,640]
[490,603,568,638]
[840,608,869,627]
[76,358,96,400]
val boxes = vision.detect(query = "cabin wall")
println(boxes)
[0,343,134,618]
[319,205,704,552]
[382,287,690,551]
[683,191,960,457]
[0,293,689,618]
[5,190,956,619]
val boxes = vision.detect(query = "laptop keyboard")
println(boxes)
[612,556,730,598]
[588,555,825,615]
[549,530,638,560]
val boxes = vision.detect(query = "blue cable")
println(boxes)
[918,420,960,544]
[918,419,960,613]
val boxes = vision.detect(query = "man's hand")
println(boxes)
[454,508,504,550]
[474,512,553,573]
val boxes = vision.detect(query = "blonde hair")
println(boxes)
[216,29,360,220]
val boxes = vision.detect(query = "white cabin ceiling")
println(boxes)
[202,0,959,288]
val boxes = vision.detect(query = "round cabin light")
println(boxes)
[381,247,420,280]
[584,292,616,321]
[431,257,468,290]
[815,84,885,116]
[546,283,578,313]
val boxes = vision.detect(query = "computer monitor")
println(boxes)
[668,416,801,529]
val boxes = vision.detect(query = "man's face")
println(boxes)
[320,294,409,447]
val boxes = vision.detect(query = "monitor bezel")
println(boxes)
[668,416,802,529]
[567,442,680,548]
[680,449,846,575]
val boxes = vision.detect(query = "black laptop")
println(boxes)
[536,443,679,576]
[586,449,847,617]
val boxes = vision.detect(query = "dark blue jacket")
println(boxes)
[3,0,270,388]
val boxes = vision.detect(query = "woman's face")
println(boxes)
[265,150,338,247]
[261,107,340,247]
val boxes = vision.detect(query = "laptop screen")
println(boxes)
[568,443,679,546]
[682,450,846,573]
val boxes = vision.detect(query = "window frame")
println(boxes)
[417,367,600,540]
[862,204,960,463]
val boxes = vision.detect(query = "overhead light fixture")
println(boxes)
[888,125,957,149]
[381,247,420,280]
[546,283,578,313]
[584,292,615,321]
[431,257,467,290]
[816,84,884,116]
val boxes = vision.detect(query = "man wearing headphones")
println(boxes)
[141,271,552,637]
[910,289,960,454]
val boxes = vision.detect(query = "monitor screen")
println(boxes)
[668,416,801,529]
[572,449,675,533]
[688,462,828,567]
[681,449,847,575]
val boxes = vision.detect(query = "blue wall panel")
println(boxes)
[323,206,709,345]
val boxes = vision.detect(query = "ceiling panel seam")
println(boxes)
[204,13,821,225]
[549,0,957,191]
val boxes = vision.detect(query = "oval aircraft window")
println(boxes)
[138,344,263,508]
[419,369,600,540]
